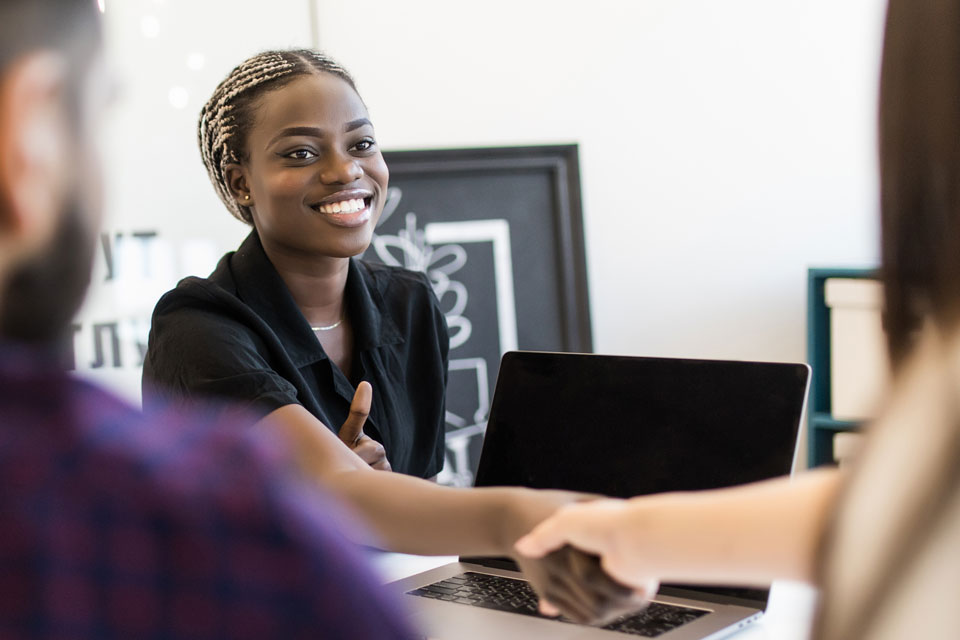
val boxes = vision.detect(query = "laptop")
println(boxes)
[391,351,810,639]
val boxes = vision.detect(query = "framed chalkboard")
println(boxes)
[363,145,591,485]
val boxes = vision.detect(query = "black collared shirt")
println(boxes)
[142,231,448,478]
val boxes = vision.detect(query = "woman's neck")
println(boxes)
[259,237,350,326]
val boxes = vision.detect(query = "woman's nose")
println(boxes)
[320,153,363,184]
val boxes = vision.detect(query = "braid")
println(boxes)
[197,49,359,224]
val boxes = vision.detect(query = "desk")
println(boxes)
[371,552,818,640]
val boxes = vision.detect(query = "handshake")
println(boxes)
[506,496,658,626]
[512,542,656,626]
[334,383,655,626]
[513,498,660,625]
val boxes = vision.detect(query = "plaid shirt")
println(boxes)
[0,343,416,639]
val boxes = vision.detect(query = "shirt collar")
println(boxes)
[228,231,403,368]
[344,258,404,351]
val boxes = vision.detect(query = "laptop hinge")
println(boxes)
[459,556,519,572]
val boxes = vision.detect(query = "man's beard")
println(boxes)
[0,201,96,344]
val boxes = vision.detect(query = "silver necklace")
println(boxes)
[310,315,343,332]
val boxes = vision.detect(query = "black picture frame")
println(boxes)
[364,144,591,484]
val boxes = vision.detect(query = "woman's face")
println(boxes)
[237,72,389,259]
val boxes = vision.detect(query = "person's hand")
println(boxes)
[337,381,391,471]
[514,499,660,597]
[504,492,652,625]
[513,545,653,625]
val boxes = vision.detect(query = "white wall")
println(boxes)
[314,0,888,363]
[82,0,888,403]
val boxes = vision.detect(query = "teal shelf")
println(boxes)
[806,268,877,467]
[809,413,859,433]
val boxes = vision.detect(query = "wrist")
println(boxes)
[496,488,574,555]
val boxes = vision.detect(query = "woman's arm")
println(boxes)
[262,383,568,555]
[260,382,647,624]
[515,468,843,591]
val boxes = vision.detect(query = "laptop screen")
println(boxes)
[473,351,809,606]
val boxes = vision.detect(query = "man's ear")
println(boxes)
[0,52,70,261]
[223,162,253,208]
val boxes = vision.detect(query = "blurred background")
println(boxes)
[78,0,887,470]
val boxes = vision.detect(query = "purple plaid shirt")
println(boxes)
[0,343,417,639]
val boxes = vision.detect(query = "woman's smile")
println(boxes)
[309,189,374,228]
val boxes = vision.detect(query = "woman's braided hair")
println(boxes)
[198,49,358,224]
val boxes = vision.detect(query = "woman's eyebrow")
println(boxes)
[345,118,372,132]
[267,126,324,147]
[267,119,372,148]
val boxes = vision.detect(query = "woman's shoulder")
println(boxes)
[816,324,960,639]
[147,253,262,349]
[152,253,241,317]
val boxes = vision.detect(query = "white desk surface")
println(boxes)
[371,552,818,640]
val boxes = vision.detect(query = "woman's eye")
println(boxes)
[286,149,316,160]
[353,138,376,152]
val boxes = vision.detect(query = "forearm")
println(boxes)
[326,471,557,556]
[620,469,842,585]
[262,403,562,556]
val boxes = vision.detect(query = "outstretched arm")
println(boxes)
[261,382,561,555]
[259,382,646,624]
[515,468,842,595]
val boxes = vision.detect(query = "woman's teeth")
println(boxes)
[315,198,366,214]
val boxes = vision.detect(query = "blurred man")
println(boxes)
[0,2,415,637]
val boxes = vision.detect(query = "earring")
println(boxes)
[244,195,250,201]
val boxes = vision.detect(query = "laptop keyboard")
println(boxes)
[407,571,709,637]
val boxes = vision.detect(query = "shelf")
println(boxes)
[807,267,878,467]
[809,413,859,433]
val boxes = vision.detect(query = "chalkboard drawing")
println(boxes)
[371,190,518,486]
[440,358,490,487]
[372,208,473,350]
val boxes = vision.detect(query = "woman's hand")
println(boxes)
[514,499,660,595]
[337,381,391,471]
[506,493,652,625]
[513,545,653,625]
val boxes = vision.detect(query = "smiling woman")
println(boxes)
[138,49,644,624]
[144,50,438,476]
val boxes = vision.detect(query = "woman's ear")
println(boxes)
[223,163,253,207]
[0,52,70,261]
